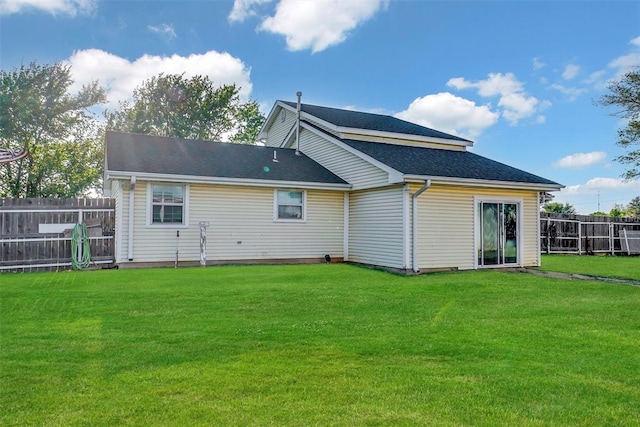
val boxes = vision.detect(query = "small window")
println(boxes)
[150,185,185,225]
[275,190,305,221]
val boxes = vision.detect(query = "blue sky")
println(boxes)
[1,0,639,213]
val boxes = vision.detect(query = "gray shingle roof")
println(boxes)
[341,139,561,186]
[280,100,470,143]
[105,131,348,185]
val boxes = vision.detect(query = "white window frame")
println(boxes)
[274,189,307,222]
[146,183,189,227]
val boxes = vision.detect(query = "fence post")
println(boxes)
[609,222,614,255]
[578,221,582,255]
[546,217,550,254]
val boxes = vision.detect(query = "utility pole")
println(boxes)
[597,191,601,212]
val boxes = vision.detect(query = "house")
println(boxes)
[104,98,563,272]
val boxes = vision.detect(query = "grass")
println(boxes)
[1,264,639,426]
[540,254,640,281]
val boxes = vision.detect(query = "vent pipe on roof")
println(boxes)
[295,91,302,156]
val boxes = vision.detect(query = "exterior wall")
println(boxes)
[265,108,297,147]
[110,179,123,263]
[299,129,390,190]
[414,184,540,271]
[120,182,345,264]
[348,185,406,270]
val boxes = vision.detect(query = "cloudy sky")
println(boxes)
[1,0,639,213]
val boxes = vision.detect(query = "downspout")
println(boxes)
[128,176,136,261]
[412,180,431,273]
[343,192,349,262]
[295,91,302,156]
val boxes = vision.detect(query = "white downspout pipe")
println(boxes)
[412,180,431,273]
[295,91,302,156]
[128,176,136,261]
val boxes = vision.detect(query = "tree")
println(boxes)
[105,73,265,143]
[542,202,577,214]
[0,62,106,198]
[627,196,640,218]
[598,68,640,179]
[609,203,627,218]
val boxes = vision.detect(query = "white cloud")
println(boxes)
[448,72,541,125]
[562,64,581,80]
[0,0,95,16]
[554,151,606,168]
[533,57,545,70]
[147,23,177,40]
[228,0,273,23]
[608,35,640,77]
[395,92,499,140]
[258,0,388,53]
[550,83,587,101]
[584,70,606,85]
[562,177,640,195]
[65,49,254,110]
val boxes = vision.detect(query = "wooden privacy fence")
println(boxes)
[1,198,115,272]
[540,212,640,255]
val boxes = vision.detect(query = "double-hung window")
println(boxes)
[275,189,305,221]
[149,184,187,225]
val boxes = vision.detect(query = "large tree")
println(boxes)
[626,195,640,218]
[0,62,106,197]
[105,73,265,143]
[598,69,640,179]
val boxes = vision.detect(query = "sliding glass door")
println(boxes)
[477,201,519,267]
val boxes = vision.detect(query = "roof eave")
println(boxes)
[105,170,352,191]
[403,174,564,191]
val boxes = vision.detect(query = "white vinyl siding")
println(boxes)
[119,182,132,262]
[299,129,389,190]
[349,186,405,269]
[123,182,344,263]
[414,185,540,271]
[111,179,124,263]
[265,108,297,147]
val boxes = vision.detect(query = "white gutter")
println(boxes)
[106,171,351,191]
[412,180,431,273]
[127,176,136,261]
[403,174,564,191]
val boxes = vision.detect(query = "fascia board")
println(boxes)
[299,112,340,133]
[257,102,280,139]
[280,124,297,148]
[300,122,405,184]
[403,174,564,191]
[105,170,352,191]
[339,128,473,147]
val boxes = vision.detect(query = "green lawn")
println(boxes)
[540,254,640,281]
[2,264,639,426]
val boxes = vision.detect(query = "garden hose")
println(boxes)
[71,223,92,270]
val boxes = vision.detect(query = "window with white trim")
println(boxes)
[150,184,186,225]
[275,189,305,221]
